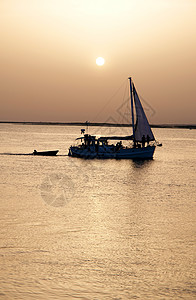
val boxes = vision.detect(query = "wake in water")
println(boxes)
[0,153,67,156]
[0,153,32,156]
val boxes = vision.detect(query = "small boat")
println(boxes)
[68,77,160,159]
[33,150,59,156]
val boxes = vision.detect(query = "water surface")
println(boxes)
[0,124,195,299]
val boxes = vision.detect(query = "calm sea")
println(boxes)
[0,124,195,300]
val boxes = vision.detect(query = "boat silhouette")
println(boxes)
[68,77,159,159]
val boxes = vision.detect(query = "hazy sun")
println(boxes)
[96,57,105,66]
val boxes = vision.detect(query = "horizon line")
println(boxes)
[0,121,195,129]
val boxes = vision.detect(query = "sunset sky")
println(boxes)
[0,0,196,124]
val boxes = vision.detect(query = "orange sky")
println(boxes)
[0,0,196,124]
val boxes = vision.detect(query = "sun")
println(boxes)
[96,57,105,66]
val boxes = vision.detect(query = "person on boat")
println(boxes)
[142,135,146,147]
[147,135,150,146]
[33,150,37,154]
[115,141,122,151]
[133,140,137,148]
[95,140,99,152]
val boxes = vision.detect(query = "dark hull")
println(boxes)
[33,150,59,156]
[68,146,155,159]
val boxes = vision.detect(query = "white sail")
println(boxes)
[133,84,155,142]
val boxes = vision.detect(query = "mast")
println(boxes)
[129,77,135,141]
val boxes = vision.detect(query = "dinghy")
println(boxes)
[33,150,59,156]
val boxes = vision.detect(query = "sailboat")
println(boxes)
[68,77,158,159]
